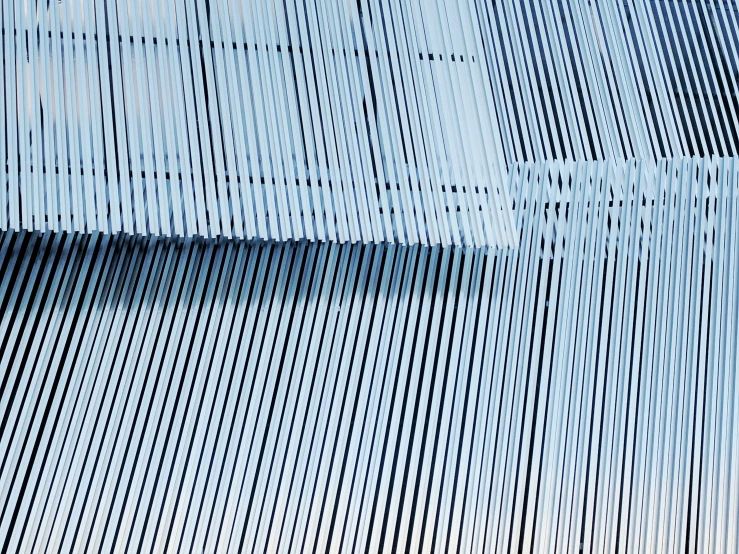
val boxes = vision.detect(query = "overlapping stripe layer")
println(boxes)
[1,156,738,553]
[0,0,514,247]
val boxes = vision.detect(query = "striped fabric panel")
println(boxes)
[481,0,739,163]
[1,155,737,553]
[0,0,515,247]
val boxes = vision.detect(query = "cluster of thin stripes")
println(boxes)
[502,156,739,553]
[480,0,739,163]
[0,232,508,554]
[2,155,739,554]
[0,0,515,247]
[3,1,739,553]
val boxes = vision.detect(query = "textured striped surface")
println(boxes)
[0,0,515,247]
[3,1,739,552]
[2,155,738,553]
[482,0,739,162]
[6,0,739,241]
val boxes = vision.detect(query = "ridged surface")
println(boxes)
[3,1,739,552]
[481,0,739,162]
[0,0,514,247]
[1,156,738,553]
